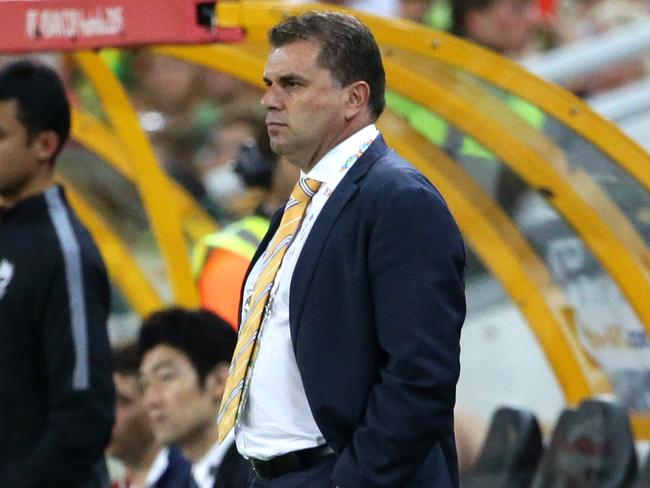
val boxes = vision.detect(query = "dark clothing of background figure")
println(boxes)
[191,442,251,488]
[213,442,252,488]
[155,445,193,488]
[111,446,193,488]
[245,136,466,488]
[0,185,115,487]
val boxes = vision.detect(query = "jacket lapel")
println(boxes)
[289,135,390,348]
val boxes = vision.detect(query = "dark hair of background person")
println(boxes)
[269,11,386,120]
[450,0,494,36]
[0,60,71,162]
[112,343,141,377]
[137,308,237,386]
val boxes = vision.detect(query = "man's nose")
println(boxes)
[142,385,161,409]
[261,85,281,110]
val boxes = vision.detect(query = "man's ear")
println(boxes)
[31,130,60,163]
[344,81,371,121]
[205,363,230,405]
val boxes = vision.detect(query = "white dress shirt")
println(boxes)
[235,124,379,460]
[192,432,235,488]
[143,448,169,487]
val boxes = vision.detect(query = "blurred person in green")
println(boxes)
[388,0,548,213]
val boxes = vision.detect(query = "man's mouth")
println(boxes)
[149,412,167,424]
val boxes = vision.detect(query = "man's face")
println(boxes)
[0,100,43,202]
[467,0,541,55]
[140,345,220,447]
[261,40,350,170]
[107,372,156,462]
[399,0,433,22]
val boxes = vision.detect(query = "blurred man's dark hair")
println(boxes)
[0,60,70,162]
[112,343,140,377]
[137,307,237,386]
[269,11,386,119]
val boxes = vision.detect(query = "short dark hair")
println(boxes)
[269,11,386,119]
[137,307,236,386]
[0,60,70,163]
[112,343,140,377]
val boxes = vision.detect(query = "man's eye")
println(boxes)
[159,372,176,382]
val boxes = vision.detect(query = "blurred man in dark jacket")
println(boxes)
[0,60,115,487]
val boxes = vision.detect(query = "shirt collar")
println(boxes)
[304,124,379,187]
[192,432,235,488]
[144,448,169,488]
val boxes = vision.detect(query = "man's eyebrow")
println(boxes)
[263,74,308,85]
[142,359,177,376]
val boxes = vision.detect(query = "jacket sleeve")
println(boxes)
[331,180,466,488]
[1,246,115,487]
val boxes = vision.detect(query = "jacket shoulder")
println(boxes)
[360,147,445,205]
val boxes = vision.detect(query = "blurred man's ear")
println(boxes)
[31,130,60,164]
[205,363,230,405]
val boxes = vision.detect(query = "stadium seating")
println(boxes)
[462,406,543,488]
[530,399,637,488]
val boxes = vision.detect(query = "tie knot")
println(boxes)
[292,177,322,203]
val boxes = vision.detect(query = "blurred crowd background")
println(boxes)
[1,0,649,478]
[7,0,646,258]
[5,0,646,245]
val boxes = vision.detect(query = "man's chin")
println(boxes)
[270,139,291,156]
[106,443,131,461]
[153,430,179,447]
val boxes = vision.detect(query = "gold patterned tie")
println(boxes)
[217,177,322,441]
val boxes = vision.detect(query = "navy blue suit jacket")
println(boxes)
[151,446,192,488]
[247,135,466,488]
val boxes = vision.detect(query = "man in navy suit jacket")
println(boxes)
[225,11,466,488]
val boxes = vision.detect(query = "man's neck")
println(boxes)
[125,441,162,488]
[291,118,374,173]
[181,426,220,465]
[1,171,54,211]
